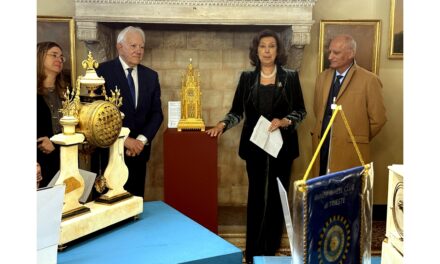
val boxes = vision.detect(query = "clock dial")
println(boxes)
[392,181,404,239]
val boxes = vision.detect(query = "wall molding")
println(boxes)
[75,0,317,48]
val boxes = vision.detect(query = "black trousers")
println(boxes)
[319,133,331,176]
[37,147,60,188]
[244,152,293,263]
[124,151,148,197]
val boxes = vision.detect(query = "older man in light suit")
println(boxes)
[312,34,387,177]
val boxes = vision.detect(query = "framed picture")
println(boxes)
[389,0,403,59]
[37,16,76,87]
[318,20,381,74]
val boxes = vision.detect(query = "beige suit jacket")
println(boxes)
[311,63,387,177]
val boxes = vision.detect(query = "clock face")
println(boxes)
[187,89,194,97]
[392,181,404,239]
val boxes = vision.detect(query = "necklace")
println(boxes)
[44,86,55,92]
[260,67,277,79]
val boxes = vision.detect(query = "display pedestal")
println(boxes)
[381,240,403,264]
[59,196,143,247]
[163,128,218,233]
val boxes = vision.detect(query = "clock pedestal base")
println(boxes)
[59,196,143,248]
[177,118,205,131]
[381,239,403,264]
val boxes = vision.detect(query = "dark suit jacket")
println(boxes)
[96,58,163,161]
[228,66,306,161]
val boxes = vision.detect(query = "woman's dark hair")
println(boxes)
[37,41,67,97]
[249,29,288,67]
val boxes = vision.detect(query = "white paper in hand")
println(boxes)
[250,115,283,158]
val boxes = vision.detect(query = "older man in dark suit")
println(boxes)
[95,26,163,197]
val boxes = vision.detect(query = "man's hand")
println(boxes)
[37,162,42,188]
[37,137,55,154]
[124,137,145,157]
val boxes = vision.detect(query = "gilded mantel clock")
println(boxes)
[177,59,205,131]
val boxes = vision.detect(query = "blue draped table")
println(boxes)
[58,201,242,264]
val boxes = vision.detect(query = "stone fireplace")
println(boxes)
[75,0,317,206]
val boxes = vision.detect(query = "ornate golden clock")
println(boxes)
[177,59,205,131]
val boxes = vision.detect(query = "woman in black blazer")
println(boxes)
[206,29,306,263]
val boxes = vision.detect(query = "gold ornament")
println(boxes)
[177,58,205,131]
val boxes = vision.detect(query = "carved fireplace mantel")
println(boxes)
[75,0,317,48]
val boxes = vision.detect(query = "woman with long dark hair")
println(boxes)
[206,29,306,263]
[36,41,67,187]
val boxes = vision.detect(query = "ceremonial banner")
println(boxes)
[287,104,374,264]
[291,164,374,264]
[306,166,363,264]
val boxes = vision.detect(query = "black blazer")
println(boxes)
[37,94,60,186]
[96,58,163,161]
[228,66,306,161]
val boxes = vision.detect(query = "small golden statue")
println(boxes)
[177,58,205,131]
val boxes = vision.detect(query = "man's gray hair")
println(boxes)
[340,34,357,54]
[117,26,145,44]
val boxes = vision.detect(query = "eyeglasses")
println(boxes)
[47,53,66,63]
